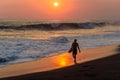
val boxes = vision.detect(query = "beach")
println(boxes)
[0,0,120,80]
[0,44,120,80]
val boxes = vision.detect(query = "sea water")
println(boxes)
[0,23,120,66]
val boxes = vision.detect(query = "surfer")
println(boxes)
[68,39,81,64]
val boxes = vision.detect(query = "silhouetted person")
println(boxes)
[68,39,81,64]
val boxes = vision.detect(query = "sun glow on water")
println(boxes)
[60,58,67,66]
[52,54,73,67]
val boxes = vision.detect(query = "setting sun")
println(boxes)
[54,2,59,7]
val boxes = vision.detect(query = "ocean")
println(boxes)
[0,21,120,66]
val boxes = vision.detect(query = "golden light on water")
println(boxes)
[59,58,67,66]
[52,54,73,67]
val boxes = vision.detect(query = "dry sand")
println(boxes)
[0,45,120,80]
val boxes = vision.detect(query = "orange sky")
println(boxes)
[0,0,120,21]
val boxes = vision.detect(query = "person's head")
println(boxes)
[74,39,77,42]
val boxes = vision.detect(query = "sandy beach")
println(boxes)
[0,44,120,80]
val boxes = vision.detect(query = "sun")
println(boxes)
[54,2,59,7]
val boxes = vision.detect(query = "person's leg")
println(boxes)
[74,54,76,60]
[72,53,77,64]
[72,53,75,59]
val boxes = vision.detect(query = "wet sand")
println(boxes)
[0,45,120,80]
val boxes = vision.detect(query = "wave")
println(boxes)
[0,28,120,66]
[0,36,69,65]
[0,56,18,63]
[0,22,106,30]
[51,36,69,43]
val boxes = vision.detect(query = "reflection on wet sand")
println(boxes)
[52,53,74,67]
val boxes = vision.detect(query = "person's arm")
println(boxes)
[77,43,81,53]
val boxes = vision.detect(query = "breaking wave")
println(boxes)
[0,22,106,30]
[51,36,69,43]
